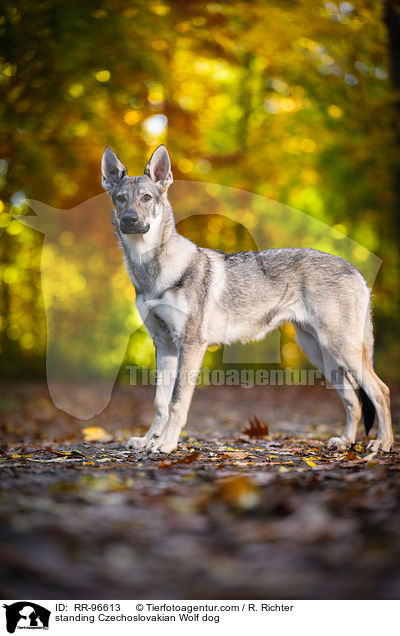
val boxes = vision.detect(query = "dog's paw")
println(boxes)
[367,438,393,453]
[327,436,352,450]
[146,436,178,454]
[125,435,148,450]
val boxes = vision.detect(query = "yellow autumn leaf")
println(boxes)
[82,426,110,442]
[302,458,317,468]
[225,451,248,460]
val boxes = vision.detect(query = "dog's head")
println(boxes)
[101,145,173,235]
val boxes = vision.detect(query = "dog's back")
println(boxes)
[205,247,369,349]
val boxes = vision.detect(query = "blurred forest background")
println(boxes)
[0,0,399,383]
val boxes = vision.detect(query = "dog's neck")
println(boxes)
[116,200,196,297]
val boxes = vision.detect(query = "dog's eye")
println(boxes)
[143,194,152,201]
[116,194,126,203]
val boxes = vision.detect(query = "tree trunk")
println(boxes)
[384,0,400,247]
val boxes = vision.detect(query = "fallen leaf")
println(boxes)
[341,451,360,461]
[223,451,249,460]
[159,451,201,468]
[216,475,260,510]
[43,447,67,457]
[302,458,317,468]
[82,426,111,442]
[242,416,269,438]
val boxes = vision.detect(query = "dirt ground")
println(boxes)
[0,381,399,599]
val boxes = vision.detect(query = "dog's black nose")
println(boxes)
[120,213,138,233]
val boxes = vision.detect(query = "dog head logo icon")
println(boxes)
[3,602,51,634]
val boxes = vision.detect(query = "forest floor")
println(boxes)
[0,382,399,599]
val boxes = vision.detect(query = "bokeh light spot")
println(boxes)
[178,158,193,174]
[124,110,141,126]
[95,70,111,83]
[328,104,343,118]
[69,83,84,97]
[143,114,168,136]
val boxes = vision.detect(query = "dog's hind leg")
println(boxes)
[126,343,178,450]
[326,369,363,449]
[318,299,393,451]
[294,324,362,449]
[304,309,393,452]
[344,346,393,452]
[147,341,208,453]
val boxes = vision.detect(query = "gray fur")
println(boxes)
[102,145,393,454]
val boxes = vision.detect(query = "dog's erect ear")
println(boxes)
[101,147,127,193]
[144,145,173,189]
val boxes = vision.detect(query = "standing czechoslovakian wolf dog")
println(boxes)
[101,144,393,454]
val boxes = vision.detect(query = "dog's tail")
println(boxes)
[358,386,375,435]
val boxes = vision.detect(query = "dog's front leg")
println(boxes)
[147,341,207,454]
[126,344,178,450]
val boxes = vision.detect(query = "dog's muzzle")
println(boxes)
[120,213,150,235]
